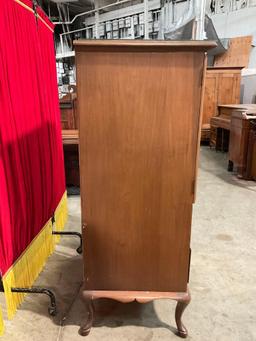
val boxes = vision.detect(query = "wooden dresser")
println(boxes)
[75,39,215,338]
[201,67,242,141]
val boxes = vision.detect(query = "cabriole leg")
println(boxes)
[79,297,94,336]
[175,290,191,338]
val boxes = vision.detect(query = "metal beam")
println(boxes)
[84,0,160,25]
[144,0,149,39]
[95,11,100,39]
[195,0,206,40]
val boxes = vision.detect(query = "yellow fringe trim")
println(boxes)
[53,191,68,243]
[2,191,67,321]
[0,306,4,336]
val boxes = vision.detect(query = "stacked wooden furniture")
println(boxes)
[60,94,80,187]
[214,35,252,69]
[228,108,256,179]
[202,35,253,141]
[75,40,215,338]
[201,66,242,141]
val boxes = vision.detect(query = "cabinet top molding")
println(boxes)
[207,66,244,70]
[74,39,217,51]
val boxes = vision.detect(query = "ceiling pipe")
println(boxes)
[53,0,135,24]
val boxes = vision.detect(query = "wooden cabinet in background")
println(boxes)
[247,128,256,180]
[60,93,78,129]
[201,67,242,141]
[62,130,79,187]
[228,110,256,179]
[75,39,215,338]
[60,95,79,188]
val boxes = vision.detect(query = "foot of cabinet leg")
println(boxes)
[228,160,233,172]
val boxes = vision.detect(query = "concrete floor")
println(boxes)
[1,146,256,341]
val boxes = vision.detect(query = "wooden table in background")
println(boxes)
[210,104,256,151]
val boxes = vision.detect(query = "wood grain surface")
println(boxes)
[214,35,252,68]
[202,67,242,132]
[82,289,189,303]
[76,42,211,292]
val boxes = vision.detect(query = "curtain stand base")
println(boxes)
[52,231,82,254]
[0,278,57,316]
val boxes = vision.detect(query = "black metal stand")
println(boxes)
[52,231,82,254]
[12,287,57,316]
[0,214,82,319]
[51,215,82,254]
[0,277,57,316]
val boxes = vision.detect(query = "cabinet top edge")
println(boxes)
[73,39,217,51]
[207,66,244,70]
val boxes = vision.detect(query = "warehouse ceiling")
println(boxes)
[42,0,143,24]
[51,0,94,12]
[42,0,132,17]
[43,0,146,19]
[42,0,94,16]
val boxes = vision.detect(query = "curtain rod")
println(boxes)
[14,0,54,32]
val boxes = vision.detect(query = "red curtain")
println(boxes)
[0,0,65,276]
